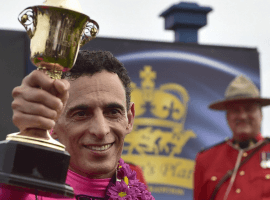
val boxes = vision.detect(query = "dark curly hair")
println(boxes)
[62,50,131,109]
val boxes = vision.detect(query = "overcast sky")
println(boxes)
[1,0,270,136]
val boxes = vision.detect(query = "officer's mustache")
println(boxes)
[235,119,250,125]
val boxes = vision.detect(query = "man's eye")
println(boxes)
[74,111,87,117]
[107,109,121,115]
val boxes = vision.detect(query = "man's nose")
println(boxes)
[88,112,110,139]
[238,107,248,118]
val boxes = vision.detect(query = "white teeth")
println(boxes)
[85,144,112,151]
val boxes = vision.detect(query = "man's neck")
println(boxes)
[68,166,116,179]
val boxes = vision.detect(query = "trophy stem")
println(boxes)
[37,66,63,80]
[21,129,50,139]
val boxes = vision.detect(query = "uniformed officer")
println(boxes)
[194,75,270,200]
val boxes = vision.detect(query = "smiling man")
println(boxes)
[1,50,153,200]
[53,70,131,180]
[194,75,270,200]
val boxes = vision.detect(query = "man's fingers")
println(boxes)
[54,79,70,101]
[53,79,70,118]
[54,79,70,94]
[22,70,54,90]
[22,70,66,98]
[12,111,56,131]
[12,98,58,120]
[11,69,69,133]
[12,86,63,112]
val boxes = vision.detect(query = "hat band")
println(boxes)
[225,93,259,100]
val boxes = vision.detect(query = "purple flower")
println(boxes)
[108,159,155,200]
[129,179,146,191]
[119,158,125,166]
[117,163,137,182]
[108,180,137,200]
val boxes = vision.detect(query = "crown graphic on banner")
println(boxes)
[124,66,196,157]
[123,65,196,190]
[131,65,189,131]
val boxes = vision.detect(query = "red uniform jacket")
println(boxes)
[194,136,270,200]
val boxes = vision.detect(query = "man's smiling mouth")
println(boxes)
[84,143,113,151]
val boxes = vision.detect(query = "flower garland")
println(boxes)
[107,158,155,200]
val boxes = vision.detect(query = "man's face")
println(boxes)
[53,70,134,179]
[226,102,262,141]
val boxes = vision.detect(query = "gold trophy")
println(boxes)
[0,0,99,197]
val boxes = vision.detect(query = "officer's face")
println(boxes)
[226,102,262,141]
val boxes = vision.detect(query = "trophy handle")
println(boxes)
[18,7,37,39]
[80,19,99,47]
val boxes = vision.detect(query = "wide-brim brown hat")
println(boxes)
[209,75,270,110]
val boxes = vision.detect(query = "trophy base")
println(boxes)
[0,139,74,197]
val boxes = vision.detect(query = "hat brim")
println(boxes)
[209,97,270,110]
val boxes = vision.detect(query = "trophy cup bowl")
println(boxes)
[0,0,99,197]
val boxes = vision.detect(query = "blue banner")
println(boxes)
[83,39,260,200]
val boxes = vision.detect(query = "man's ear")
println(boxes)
[50,129,58,139]
[126,102,135,132]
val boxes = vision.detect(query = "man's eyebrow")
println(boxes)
[66,103,126,115]
[105,103,125,112]
[66,104,89,116]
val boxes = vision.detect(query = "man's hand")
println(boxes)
[11,70,70,137]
